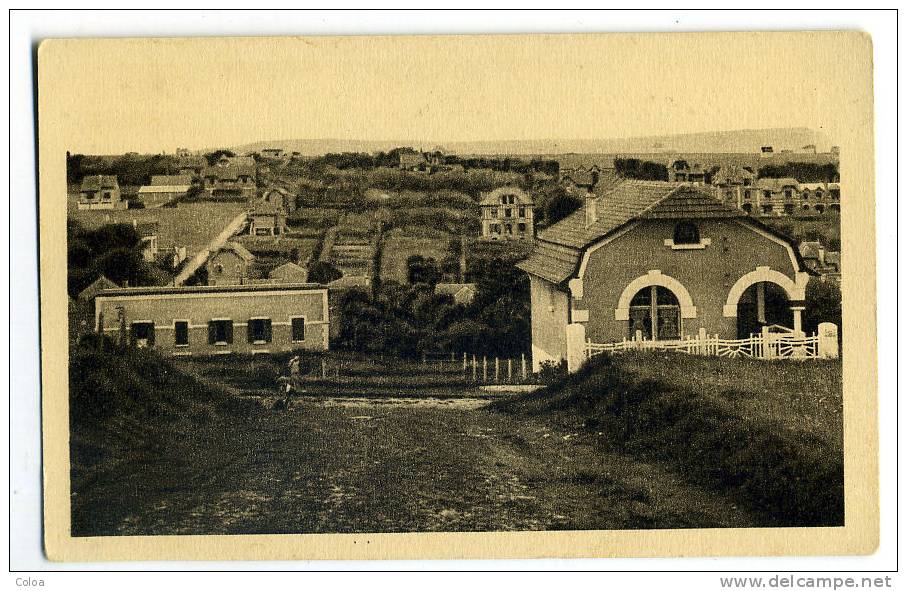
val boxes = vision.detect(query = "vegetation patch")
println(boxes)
[493,352,844,527]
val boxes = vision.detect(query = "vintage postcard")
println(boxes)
[38,32,877,561]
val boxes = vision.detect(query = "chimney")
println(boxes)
[584,195,598,228]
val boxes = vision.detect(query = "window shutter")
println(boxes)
[264,319,272,343]
[247,321,255,343]
[208,321,216,345]
[226,321,233,344]
[148,323,155,346]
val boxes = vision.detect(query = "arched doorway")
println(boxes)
[735,281,793,338]
[628,286,682,340]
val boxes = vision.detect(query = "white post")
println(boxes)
[698,327,707,355]
[817,322,839,359]
[762,325,774,359]
[565,323,587,373]
[756,282,767,324]
[791,306,805,336]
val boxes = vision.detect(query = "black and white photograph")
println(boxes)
[27,24,883,564]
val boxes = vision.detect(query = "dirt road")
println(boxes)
[102,397,756,535]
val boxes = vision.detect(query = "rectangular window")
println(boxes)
[491,208,498,218]
[174,321,189,346]
[763,190,772,199]
[247,318,272,344]
[784,204,794,215]
[762,204,773,214]
[131,322,155,348]
[208,319,233,345]
[291,317,306,343]
[518,223,527,233]
[504,208,512,218]
[518,206,526,217]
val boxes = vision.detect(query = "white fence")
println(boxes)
[586,324,838,361]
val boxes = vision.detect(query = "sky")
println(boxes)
[41,32,857,154]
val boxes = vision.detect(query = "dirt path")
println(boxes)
[109,398,757,535]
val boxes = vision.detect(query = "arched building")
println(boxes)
[517,181,813,371]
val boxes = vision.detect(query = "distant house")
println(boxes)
[202,156,257,199]
[710,166,756,209]
[261,187,296,214]
[435,283,476,306]
[517,181,811,371]
[207,242,255,286]
[78,175,126,210]
[479,187,535,241]
[137,175,192,206]
[77,275,120,302]
[799,182,840,215]
[134,221,160,262]
[760,146,774,157]
[93,283,329,355]
[799,241,841,280]
[559,166,601,193]
[248,205,288,237]
[668,160,707,184]
[174,155,207,179]
[753,178,801,216]
[399,152,431,172]
[269,262,309,283]
[261,148,285,159]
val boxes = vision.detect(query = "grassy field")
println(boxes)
[68,200,248,254]
[69,346,785,536]
[494,352,844,527]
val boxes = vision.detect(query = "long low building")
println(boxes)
[94,283,329,356]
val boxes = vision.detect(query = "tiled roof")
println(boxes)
[214,241,255,262]
[80,175,119,191]
[399,152,429,167]
[479,186,534,206]
[755,177,799,191]
[269,262,308,281]
[138,184,191,193]
[520,183,748,285]
[97,282,324,298]
[150,175,192,186]
[135,222,159,238]
[537,181,679,249]
[77,275,119,301]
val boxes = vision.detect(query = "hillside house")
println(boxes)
[78,175,126,210]
[261,148,285,159]
[479,187,535,241]
[137,175,192,206]
[669,160,707,184]
[202,156,257,200]
[134,221,160,262]
[753,178,801,216]
[269,262,309,284]
[173,155,207,179]
[517,182,811,371]
[207,242,255,286]
[248,205,288,237]
[559,166,601,193]
[93,283,329,355]
[399,151,431,172]
[77,275,120,303]
[261,187,296,214]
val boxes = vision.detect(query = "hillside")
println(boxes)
[231,127,833,157]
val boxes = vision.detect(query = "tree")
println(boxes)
[203,149,235,165]
[803,277,842,336]
[307,261,343,285]
[407,255,441,287]
[542,189,583,226]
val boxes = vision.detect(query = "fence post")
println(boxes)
[463,352,467,372]
[521,353,527,381]
[507,359,513,383]
[817,322,839,359]
[482,356,487,382]
[495,357,500,382]
[471,355,477,381]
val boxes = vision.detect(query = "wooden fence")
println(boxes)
[586,328,824,361]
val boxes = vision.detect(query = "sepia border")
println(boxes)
[38,32,878,561]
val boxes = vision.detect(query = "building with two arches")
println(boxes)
[517,181,813,371]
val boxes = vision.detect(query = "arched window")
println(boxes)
[673,220,700,245]
[628,286,681,340]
